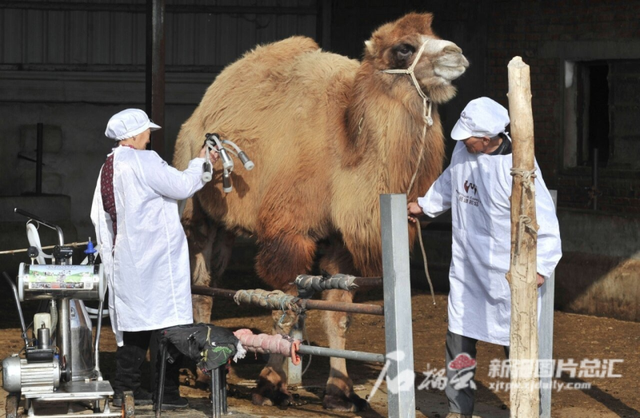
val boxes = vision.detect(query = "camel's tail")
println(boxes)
[172,119,204,171]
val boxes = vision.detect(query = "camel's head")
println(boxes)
[364,13,469,104]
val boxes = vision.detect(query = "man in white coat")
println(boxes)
[91,108,218,408]
[408,97,562,418]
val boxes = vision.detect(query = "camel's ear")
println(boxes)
[423,12,434,28]
[365,40,376,56]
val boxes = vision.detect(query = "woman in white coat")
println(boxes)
[91,108,218,408]
[408,97,562,418]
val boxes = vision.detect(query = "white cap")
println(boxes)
[105,108,161,141]
[450,97,510,140]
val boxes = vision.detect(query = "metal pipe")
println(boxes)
[36,123,43,194]
[15,412,123,418]
[212,366,221,417]
[221,367,227,413]
[296,274,383,292]
[93,299,105,377]
[352,277,383,288]
[297,345,385,363]
[146,0,165,156]
[299,299,383,315]
[59,298,72,381]
[191,285,384,316]
[155,341,168,418]
[592,148,598,211]
[14,208,65,246]
[0,240,89,256]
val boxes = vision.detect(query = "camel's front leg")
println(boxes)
[321,289,368,412]
[252,306,298,407]
[252,233,317,407]
[317,244,369,412]
[182,197,235,323]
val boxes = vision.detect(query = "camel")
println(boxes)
[173,12,468,411]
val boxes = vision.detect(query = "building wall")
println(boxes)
[0,0,318,253]
[483,0,640,213]
[0,0,638,320]
[478,0,640,321]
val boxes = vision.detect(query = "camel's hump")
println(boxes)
[229,36,358,78]
[247,36,320,62]
[204,36,358,104]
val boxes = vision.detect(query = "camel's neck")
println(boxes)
[341,63,444,197]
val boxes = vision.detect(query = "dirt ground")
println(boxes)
[1,274,639,418]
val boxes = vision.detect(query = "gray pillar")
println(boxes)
[539,190,557,418]
[380,194,416,418]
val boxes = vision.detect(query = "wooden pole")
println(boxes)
[506,56,540,418]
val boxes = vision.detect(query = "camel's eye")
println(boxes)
[395,44,415,61]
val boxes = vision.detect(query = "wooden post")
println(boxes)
[506,56,539,418]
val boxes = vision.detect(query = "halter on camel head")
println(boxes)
[381,39,434,128]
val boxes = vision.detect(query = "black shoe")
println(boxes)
[132,388,153,406]
[113,388,153,407]
[112,392,124,408]
[157,393,189,410]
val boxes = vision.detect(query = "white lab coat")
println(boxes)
[90,146,206,346]
[418,141,562,346]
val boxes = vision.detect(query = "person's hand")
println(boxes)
[407,202,423,223]
[198,145,220,163]
[537,273,545,288]
[209,148,220,163]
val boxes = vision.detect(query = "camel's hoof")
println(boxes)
[251,392,273,406]
[322,392,369,412]
[251,384,292,407]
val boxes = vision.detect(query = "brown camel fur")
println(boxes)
[173,13,468,411]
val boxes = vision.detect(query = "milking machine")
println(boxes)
[201,133,254,192]
[2,209,130,418]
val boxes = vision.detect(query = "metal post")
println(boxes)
[212,366,221,417]
[36,123,43,194]
[380,194,416,418]
[539,190,557,418]
[286,314,304,386]
[146,0,165,156]
[592,149,598,211]
[93,299,104,377]
[316,0,331,50]
[59,298,72,380]
[149,331,158,400]
[221,366,228,414]
[297,345,385,363]
[155,341,168,417]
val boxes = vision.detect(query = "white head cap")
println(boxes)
[105,108,161,141]
[450,97,510,140]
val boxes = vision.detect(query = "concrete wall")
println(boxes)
[555,211,640,321]
[413,207,640,322]
[477,0,640,321]
[0,71,216,242]
[0,0,638,322]
[482,0,640,214]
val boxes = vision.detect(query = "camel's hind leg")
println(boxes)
[181,197,235,323]
[318,243,368,412]
[251,233,316,407]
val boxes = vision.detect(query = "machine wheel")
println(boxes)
[122,391,135,418]
[5,393,20,418]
